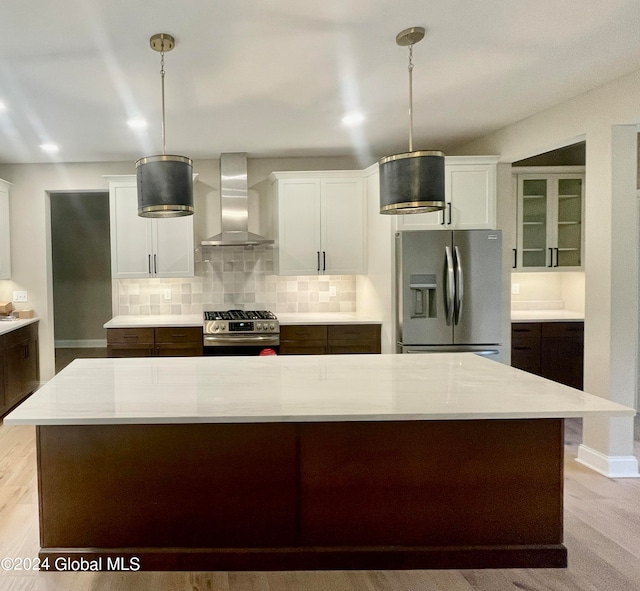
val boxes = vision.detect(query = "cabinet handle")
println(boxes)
[317,251,320,272]
[440,209,445,225]
[554,247,559,267]
[447,202,452,225]
[548,248,553,267]
[513,346,533,350]
[154,254,157,274]
[513,248,517,269]
[148,254,152,275]
[322,251,326,272]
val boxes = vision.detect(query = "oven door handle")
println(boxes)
[204,335,280,345]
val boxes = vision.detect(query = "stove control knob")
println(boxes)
[269,323,275,330]
[256,322,262,330]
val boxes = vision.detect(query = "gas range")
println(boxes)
[203,310,279,355]
[203,310,279,334]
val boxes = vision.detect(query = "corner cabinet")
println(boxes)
[269,171,366,276]
[513,167,584,271]
[106,176,194,279]
[396,156,498,231]
[0,178,12,280]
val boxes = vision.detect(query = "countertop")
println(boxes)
[0,316,39,336]
[511,310,584,322]
[4,353,633,426]
[104,313,382,329]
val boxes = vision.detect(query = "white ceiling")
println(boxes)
[2,0,640,165]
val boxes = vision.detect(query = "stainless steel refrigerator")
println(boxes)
[396,229,503,360]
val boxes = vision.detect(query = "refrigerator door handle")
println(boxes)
[454,245,463,324]
[445,246,455,326]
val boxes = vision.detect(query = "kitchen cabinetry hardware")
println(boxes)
[513,248,517,268]
[447,202,452,225]
[316,251,320,272]
[548,247,553,267]
[322,251,326,271]
[554,247,559,267]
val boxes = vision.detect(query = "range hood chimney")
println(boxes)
[201,153,274,247]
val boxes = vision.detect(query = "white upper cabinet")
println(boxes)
[107,177,194,279]
[270,171,366,275]
[513,167,584,271]
[0,179,11,280]
[396,156,498,231]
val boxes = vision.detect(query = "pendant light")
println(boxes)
[136,33,194,218]
[379,27,445,215]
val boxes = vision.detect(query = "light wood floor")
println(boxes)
[0,418,639,590]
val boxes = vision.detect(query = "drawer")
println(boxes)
[107,328,154,345]
[155,327,203,344]
[511,338,541,364]
[280,325,328,341]
[328,324,379,341]
[511,323,541,337]
[541,322,584,339]
[5,323,38,347]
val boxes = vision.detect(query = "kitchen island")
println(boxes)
[4,353,633,571]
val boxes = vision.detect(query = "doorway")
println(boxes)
[50,192,111,372]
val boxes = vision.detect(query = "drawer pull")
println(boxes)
[513,346,533,351]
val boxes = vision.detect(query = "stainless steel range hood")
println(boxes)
[201,153,274,247]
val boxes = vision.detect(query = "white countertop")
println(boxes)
[0,316,39,336]
[511,309,584,322]
[104,313,382,329]
[4,353,633,426]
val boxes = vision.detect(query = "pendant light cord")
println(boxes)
[160,37,167,156]
[408,43,414,153]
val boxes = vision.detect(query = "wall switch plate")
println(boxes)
[511,283,520,295]
[163,289,171,300]
[329,286,337,297]
[13,290,28,302]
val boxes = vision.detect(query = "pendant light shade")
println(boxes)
[137,155,193,217]
[137,33,194,218]
[379,150,444,214]
[379,27,446,215]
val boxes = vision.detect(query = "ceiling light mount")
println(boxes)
[379,26,445,215]
[136,32,194,218]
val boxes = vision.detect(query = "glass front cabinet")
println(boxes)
[514,168,585,271]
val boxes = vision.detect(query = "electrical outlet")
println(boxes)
[163,289,171,300]
[329,286,337,297]
[13,291,28,302]
[511,283,520,295]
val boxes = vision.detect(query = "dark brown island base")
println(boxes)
[5,354,633,571]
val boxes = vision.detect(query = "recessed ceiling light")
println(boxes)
[40,143,59,153]
[342,111,365,127]
[127,119,147,129]
[0,101,7,112]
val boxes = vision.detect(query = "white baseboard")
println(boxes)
[55,339,107,348]
[576,444,640,478]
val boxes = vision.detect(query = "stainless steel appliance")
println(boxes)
[396,230,503,360]
[203,310,279,355]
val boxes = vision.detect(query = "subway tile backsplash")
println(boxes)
[116,247,356,315]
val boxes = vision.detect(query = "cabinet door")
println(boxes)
[555,177,583,269]
[515,170,584,271]
[5,326,39,408]
[109,183,154,278]
[396,160,497,231]
[275,179,321,275]
[153,216,194,278]
[321,177,366,274]
[0,180,11,280]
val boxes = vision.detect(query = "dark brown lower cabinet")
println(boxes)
[511,321,583,389]
[36,418,566,570]
[280,324,381,355]
[1,322,40,417]
[107,327,203,358]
